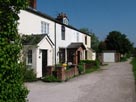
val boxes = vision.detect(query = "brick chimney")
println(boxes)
[29,0,36,9]
[56,12,67,21]
[56,12,69,25]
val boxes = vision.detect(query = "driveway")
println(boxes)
[25,59,136,102]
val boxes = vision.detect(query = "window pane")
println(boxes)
[61,26,65,40]
[28,50,32,64]
[59,48,65,63]
[85,36,87,44]
[41,21,49,34]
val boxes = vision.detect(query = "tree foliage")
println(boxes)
[98,41,107,52]
[0,0,29,101]
[105,31,134,55]
[91,33,100,52]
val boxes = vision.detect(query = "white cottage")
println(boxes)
[18,0,94,78]
[22,34,54,78]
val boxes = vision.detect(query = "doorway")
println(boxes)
[42,50,47,77]
[77,51,80,64]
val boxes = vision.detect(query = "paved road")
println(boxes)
[25,60,136,102]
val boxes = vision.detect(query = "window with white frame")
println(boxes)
[27,50,32,65]
[41,21,49,34]
[59,48,65,63]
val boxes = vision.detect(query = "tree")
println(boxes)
[91,33,100,52]
[98,41,107,52]
[0,0,28,101]
[105,31,134,55]
[80,28,99,52]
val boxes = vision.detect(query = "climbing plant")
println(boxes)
[0,0,29,101]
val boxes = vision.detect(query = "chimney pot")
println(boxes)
[29,0,36,9]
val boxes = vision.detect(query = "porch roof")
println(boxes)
[67,43,86,49]
[22,34,54,45]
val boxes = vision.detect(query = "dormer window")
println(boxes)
[63,18,69,25]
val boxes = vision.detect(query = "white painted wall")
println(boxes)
[36,36,54,78]
[55,23,85,63]
[18,10,55,42]
[92,52,96,60]
[19,9,92,73]
[24,36,54,78]
[82,34,91,48]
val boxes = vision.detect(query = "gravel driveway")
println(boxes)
[25,59,136,102]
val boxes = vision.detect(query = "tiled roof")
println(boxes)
[25,8,91,36]
[67,43,86,49]
[22,34,46,45]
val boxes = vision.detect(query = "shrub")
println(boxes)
[78,63,84,74]
[120,56,127,62]
[22,64,37,82]
[85,66,99,74]
[0,1,28,101]
[80,60,100,68]
[42,75,60,82]
[24,69,37,82]
[78,60,100,74]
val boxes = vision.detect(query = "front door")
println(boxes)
[42,50,47,77]
[77,51,80,64]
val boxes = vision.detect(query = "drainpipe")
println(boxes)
[54,22,56,67]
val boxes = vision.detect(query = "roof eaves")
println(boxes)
[22,34,46,45]
[25,8,91,36]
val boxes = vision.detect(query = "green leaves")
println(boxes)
[0,0,28,101]
[105,31,134,55]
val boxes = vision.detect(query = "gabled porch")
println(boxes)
[22,34,54,78]
[67,43,86,64]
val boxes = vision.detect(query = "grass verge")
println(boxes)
[131,57,136,80]
[85,66,100,74]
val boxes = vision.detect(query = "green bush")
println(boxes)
[120,56,127,62]
[78,63,84,74]
[42,75,60,82]
[78,60,100,74]
[24,68,37,82]
[80,60,100,68]
[85,66,99,74]
[0,0,29,101]
[120,53,132,62]
[21,64,37,82]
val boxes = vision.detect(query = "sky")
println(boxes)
[37,0,136,47]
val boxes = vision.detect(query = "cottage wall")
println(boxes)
[18,10,55,42]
